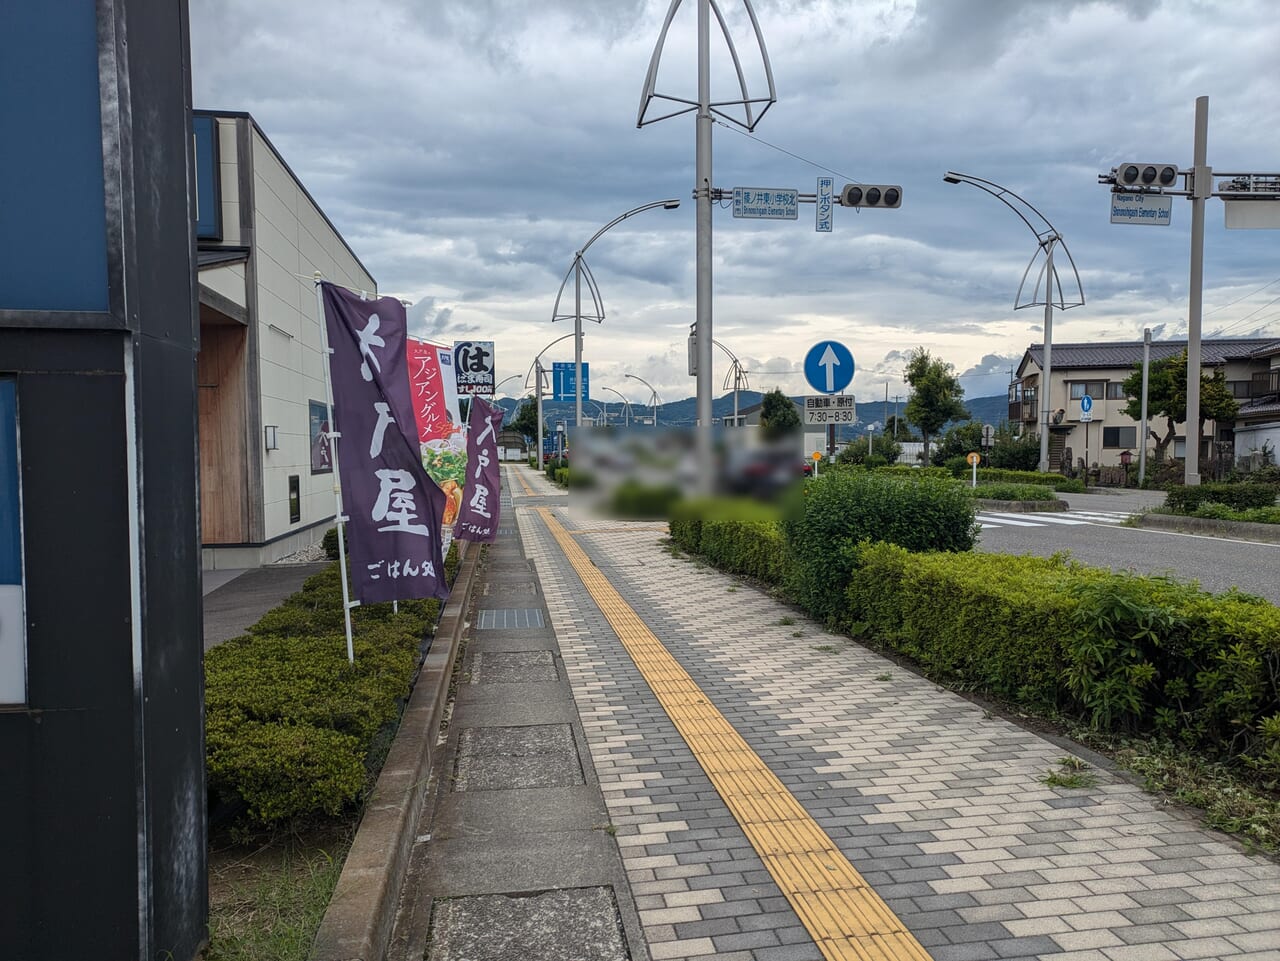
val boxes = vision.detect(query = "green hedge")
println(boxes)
[1166,482,1277,515]
[845,544,1280,777]
[973,468,1086,492]
[781,471,977,626]
[669,497,786,584]
[970,482,1056,501]
[205,551,455,830]
[1190,503,1280,524]
[610,480,682,519]
[869,465,952,480]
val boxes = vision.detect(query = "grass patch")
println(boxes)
[775,616,796,626]
[874,672,893,682]
[1042,768,1098,789]
[812,644,837,653]
[205,825,353,961]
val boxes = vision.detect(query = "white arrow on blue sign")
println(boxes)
[803,341,855,395]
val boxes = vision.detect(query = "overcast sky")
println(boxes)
[190,0,1280,407]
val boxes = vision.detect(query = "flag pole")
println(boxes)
[315,273,357,663]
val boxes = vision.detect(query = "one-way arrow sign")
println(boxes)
[803,341,855,395]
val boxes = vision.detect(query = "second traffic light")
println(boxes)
[839,183,902,208]
[1115,163,1179,188]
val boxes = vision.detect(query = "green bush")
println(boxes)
[971,482,1056,501]
[205,560,443,830]
[669,497,786,584]
[611,480,682,519]
[843,545,1280,777]
[943,455,971,478]
[870,465,952,480]
[781,471,977,627]
[321,527,340,560]
[1165,482,1277,515]
[974,468,1085,492]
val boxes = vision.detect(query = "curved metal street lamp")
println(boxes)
[552,199,681,428]
[624,373,660,427]
[525,331,581,469]
[943,171,1085,473]
[599,386,633,428]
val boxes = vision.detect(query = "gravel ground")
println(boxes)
[273,542,330,564]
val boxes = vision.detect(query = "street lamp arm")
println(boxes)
[580,199,682,256]
[943,170,1056,244]
[494,374,523,396]
[524,331,581,389]
[551,255,605,324]
[624,372,659,405]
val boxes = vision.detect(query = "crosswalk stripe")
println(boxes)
[982,512,1090,525]
[977,514,1042,527]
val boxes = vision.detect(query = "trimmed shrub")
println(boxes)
[843,545,1280,776]
[205,560,443,830]
[781,471,977,627]
[321,527,340,560]
[669,497,785,584]
[870,465,952,480]
[970,468,1085,492]
[1165,482,1276,515]
[971,483,1056,501]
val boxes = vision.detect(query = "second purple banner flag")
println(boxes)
[453,395,504,543]
[321,282,450,602]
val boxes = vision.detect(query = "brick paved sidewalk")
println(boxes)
[516,504,1280,961]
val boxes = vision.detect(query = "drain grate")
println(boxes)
[477,608,544,629]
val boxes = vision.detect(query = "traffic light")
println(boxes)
[1115,163,1179,188]
[839,183,902,208]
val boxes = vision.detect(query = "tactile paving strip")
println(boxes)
[537,507,933,961]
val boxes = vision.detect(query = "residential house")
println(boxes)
[1011,338,1278,472]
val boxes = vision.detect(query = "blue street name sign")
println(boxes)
[803,341,855,395]
[552,361,589,402]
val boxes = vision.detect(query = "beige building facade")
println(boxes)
[194,110,377,568]
[1011,338,1278,472]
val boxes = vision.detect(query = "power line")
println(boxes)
[712,118,859,184]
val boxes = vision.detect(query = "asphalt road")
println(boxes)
[975,489,1280,604]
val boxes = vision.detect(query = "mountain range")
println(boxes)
[492,391,1012,441]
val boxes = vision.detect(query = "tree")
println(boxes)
[759,388,801,440]
[508,396,545,440]
[884,414,919,441]
[931,420,984,467]
[987,420,1040,471]
[836,433,901,467]
[904,348,968,463]
[1120,350,1239,461]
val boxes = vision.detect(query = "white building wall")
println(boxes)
[249,125,376,554]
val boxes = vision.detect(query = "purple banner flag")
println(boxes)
[454,396,504,543]
[321,283,449,602]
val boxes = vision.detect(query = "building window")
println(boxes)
[1227,380,1252,399]
[1070,381,1104,400]
[1105,382,1128,400]
[1103,426,1137,448]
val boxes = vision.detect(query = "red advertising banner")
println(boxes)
[406,338,467,527]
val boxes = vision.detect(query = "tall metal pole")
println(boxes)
[574,256,584,429]
[1139,327,1151,487]
[536,358,545,470]
[694,0,714,491]
[1039,240,1055,474]
[1185,95,1210,487]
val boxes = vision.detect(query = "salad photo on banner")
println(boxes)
[454,395,504,543]
[320,283,449,603]
[406,338,468,531]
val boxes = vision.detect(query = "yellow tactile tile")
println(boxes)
[537,508,934,961]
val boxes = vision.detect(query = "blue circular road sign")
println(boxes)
[1080,394,1093,413]
[803,341,855,395]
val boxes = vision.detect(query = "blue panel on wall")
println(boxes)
[0,3,109,312]
[193,115,222,240]
[0,379,19,584]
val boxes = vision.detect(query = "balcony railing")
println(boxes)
[1008,385,1037,423]
[1250,370,1280,398]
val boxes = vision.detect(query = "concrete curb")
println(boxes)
[310,541,481,961]
[1133,512,1280,544]
[973,497,1069,513]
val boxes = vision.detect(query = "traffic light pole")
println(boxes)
[1185,96,1209,486]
